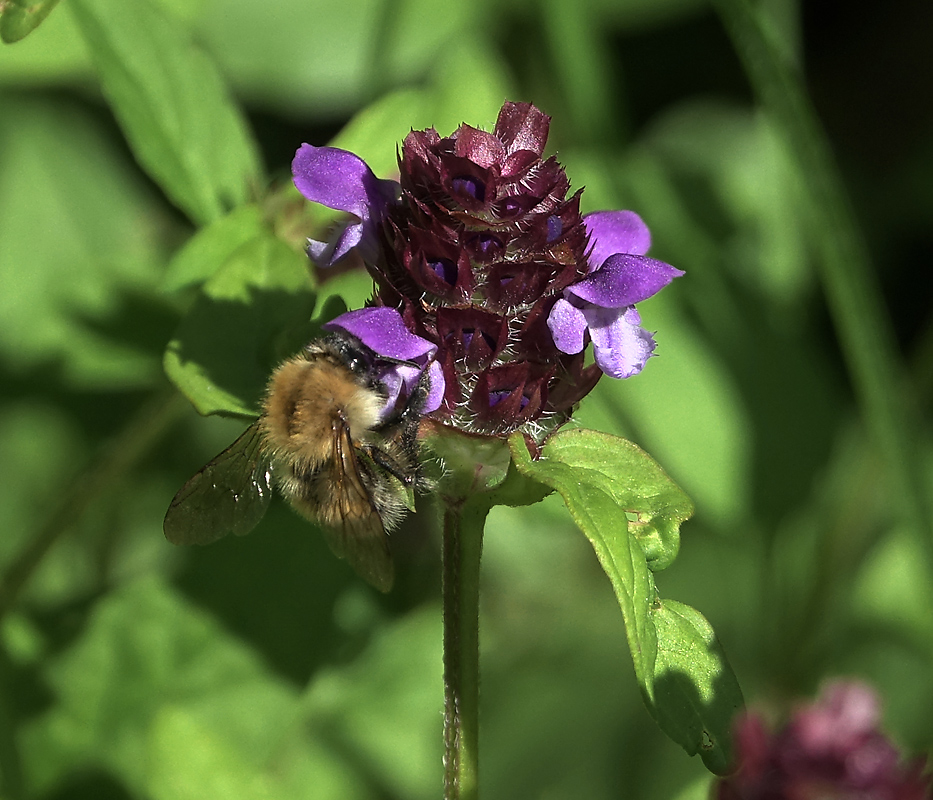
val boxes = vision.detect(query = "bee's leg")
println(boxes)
[364,445,417,487]
[369,359,433,489]
[398,365,430,416]
[397,364,431,446]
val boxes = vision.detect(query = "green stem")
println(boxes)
[712,0,933,562]
[442,496,488,800]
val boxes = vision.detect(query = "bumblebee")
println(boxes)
[163,332,430,591]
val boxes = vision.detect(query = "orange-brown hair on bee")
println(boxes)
[163,332,431,592]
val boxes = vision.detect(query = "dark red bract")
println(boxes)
[373,102,597,436]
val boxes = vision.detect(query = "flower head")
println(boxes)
[717,681,931,800]
[292,101,682,438]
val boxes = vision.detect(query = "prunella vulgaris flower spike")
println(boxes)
[292,101,683,440]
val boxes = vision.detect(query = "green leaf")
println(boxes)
[0,94,167,384]
[652,600,744,774]
[670,774,718,800]
[20,578,369,800]
[509,430,659,688]
[528,428,693,572]
[146,704,372,800]
[146,707,276,800]
[69,0,261,225]
[192,0,381,118]
[509,429,742,773]
[163,204,268,291]
[425,34,515,136]
[331,89,429,179]
[163,232,315,418]
[311,268,377,321]
[572,292,753,528]
[19,578,296,796]
[329,36,512,181]
[302,605,444,800]
[0,0,61,43]
[853,527,933,653]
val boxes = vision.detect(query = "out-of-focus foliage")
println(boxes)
[1,0,931,798]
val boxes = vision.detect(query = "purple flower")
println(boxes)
[717,681,931,800]
[292,144,398,267]
[547,211,684,379]
[292,102,683,438]
[324,307,445,417]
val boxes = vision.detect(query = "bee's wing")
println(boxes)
[164,423,273,546]
[320,423,394,593]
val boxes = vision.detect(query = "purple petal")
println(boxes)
[372,361,445,420]
[292,145,398,266]
[584,210,653,269]
[376,365,405,413]
[326,306,446,417]
[380,361,425,410]
[547,298,587,355]
[586,306,656,379]
[567,254,684,309]
[324,307,436,361]
[306,239,330,262]
[292,144,397,218]
[306,222,364,266]
[423,361,445,413]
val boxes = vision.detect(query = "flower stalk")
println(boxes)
[441,496,488,800]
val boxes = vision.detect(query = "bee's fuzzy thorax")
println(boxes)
[259,353,383,466]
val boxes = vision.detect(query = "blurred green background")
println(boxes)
[1,0,932,798]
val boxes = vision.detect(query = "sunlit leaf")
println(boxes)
[193,0,380,117]
[69,0,261,225]
[509,430,660,683]
[302,605,444,800]
[0,0,61,43]
[20,579,369,800]
[573,293,753,528]
[509,429,742,772]
[0,96,166,383]
[524,428,693,572]
[19,579,295,795]
[331,89,429,178]
[146,707,276,800]
[652,599,743,774]
[329,36,512,180]
[163,232,315,418]
[163,204,267,292]
[853,528,933,652]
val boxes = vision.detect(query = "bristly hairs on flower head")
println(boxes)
[292,101,683,441]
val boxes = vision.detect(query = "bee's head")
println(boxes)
[311,332,375,376]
